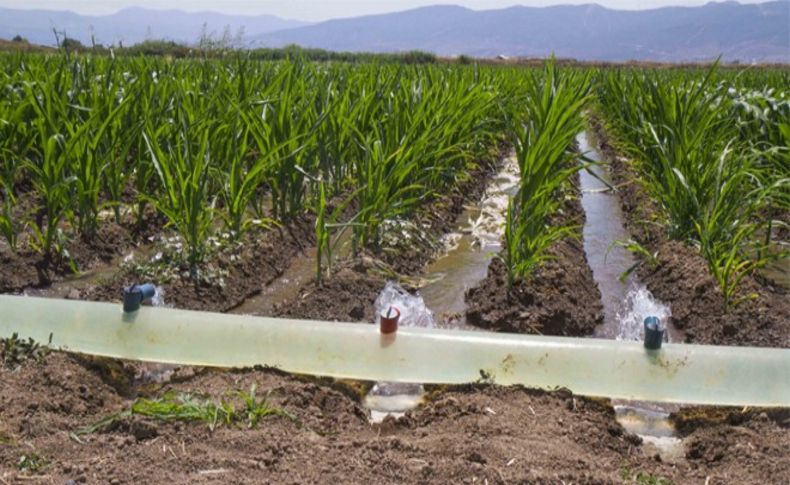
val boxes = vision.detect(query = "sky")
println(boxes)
[0,1,770,22]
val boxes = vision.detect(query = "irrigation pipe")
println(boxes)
[1,295,788,407]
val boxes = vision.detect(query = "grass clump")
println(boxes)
[619,465,673,485]
[17,452,49,473]
[1,333,52,367]
[77,385,294,436]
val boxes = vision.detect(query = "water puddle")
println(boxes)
[231,225,355,317]
[418,154,520,329]
[578,131,683,461]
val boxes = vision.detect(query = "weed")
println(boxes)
[607,239,660,282]
[17,452,49,473]
[619,465,673,485]
[1,333,52,367]
[77,385,292,436]
[238,384,296,429]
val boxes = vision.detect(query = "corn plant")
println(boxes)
[66,94,134,237]
[216,117,267,238]
[315,179,330,285]
[597,65,788,307]
[502,61,591,289]
[143,125,217,271]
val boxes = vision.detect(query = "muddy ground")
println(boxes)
[2,138,789,483]
[465,178,604,336]
[587,115,790,348]
[2,345,788,484]
[269,144,510,323]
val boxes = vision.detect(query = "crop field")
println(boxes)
[1,52,788,483]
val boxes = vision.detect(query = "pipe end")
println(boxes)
[643,316,664,350]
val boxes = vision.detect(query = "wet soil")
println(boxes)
[0,209,167,294]
[377,143,510,275]
[273,262,384,322]
[588,115,790,348]
[83,216,316,313]
[464,178,604,336]
[671,407,790,483]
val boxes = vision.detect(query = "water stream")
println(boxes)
[419,155,520,329]
[365,134,685,461]
[364,154,521,420]
[577,131,683,461]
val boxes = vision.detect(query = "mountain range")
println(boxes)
[0,7,309,47]
[1,1,788,62]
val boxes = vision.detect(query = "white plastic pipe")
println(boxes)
[1,295,787,407]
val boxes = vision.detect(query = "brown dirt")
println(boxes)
[6,348,788,484]
[0,209,167,294]
[670,407,790,484]
[1,348,679,484]
[588,115,790,348]
[465,177,604,337]
[273,262,384,322]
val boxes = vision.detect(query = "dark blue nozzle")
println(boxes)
[643,316,664,350]
[123,283,156,313]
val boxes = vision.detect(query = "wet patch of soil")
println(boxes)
[84,215,316,313]
[272,263,384,322]
[0,210,167,294]
[464,177,604,337]
[588,115,790,348]
[670,407,790,483]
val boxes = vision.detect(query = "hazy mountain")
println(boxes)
[253,1,790,62]
[0,7,310,47]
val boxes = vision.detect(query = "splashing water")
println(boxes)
[616,284,672,342]
[151,286,167,307]
[367,281,436,421]
[374,281,435,329]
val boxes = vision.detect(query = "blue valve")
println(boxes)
[122,283,156,313]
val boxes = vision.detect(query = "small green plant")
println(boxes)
[218,119,274,238]
[132,392,235,431]
[1,333,52,367]
[238,384,294,429]
[17,452,49,473]
[143,126,217,272]
[607,239,660,282]
[619,465,673,485]
[0,197,15,251]
[315,179,331,285]
[78,386,292,435]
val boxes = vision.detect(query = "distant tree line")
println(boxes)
[0,27,439,65]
